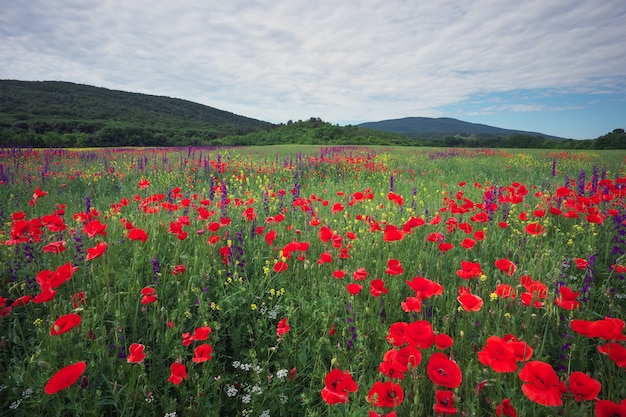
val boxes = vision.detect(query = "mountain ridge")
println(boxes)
[358,116,566,140]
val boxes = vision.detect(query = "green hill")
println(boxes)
[0,80,272,147]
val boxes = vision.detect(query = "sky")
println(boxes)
[1,0,625,139]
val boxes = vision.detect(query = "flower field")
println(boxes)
[1,145,625,417]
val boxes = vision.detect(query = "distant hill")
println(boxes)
[358,117,565,140]
[0,80,272,147]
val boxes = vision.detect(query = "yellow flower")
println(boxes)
[490,293,499,301]
[33,318,43,327]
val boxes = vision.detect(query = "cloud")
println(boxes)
[1,0,625,132]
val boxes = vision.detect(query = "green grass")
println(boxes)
[1,146,625,417]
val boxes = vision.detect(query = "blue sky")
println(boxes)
[1,0,625,139]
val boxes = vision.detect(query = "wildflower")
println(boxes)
[567,371,601,401]
[404,320,435,348]
[477,336,518,372]
[85,242,107,261]
[494,258,516,276]
[495,398,517,417]
[385,259,403,275]
[554,286,581,310]
[44,361,87,394]
[127,343,146,364]
[457,286,483,312]
[50,313,81,336]
[140,287,158,304]
[369,279,388,297]
[595,399,626,417]
[433,390,457,414]
[426,353,462,388]
[597,343,626,368]
[277,318,291,337]
[346,283,363,295]
[192,344,213,363]
[167,362,188,384]
[320,369,358,404]
[367,380,404,407]
[127,228,148,242]
[518,361,565,406]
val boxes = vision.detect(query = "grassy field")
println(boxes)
[1,146,625,416]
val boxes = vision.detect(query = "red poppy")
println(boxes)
[50,313,82,336]
[320,369,358,404]
[318,252,333,264]
[44,361,87,394]
[242,207,256,221]
[433,390,457,414]
[140,287,158,304]
[427,353,462,388]
[383,224,405,242]
[172,264,186,275]
[43,241,67,254]
[493,284,517,300]
[273,261,288,273]
[477,336,518,372]
[525,222,545,235]
[367,380,404,407]
[127,343,146,364]
[597,343,626,368]
[503,335,533,362]
[456,261,483,279]
[571,317,626,341]
[353,267,369,280]
[191,326,212,341]
[82,219,108,238]
[86,242,107,261]
[333,270,346,279]
[406,276,444,299]
[426,232,445,242]
[567,371,601,401]
[554,286,581,310]
[461,238,476,249]
[438,242,454,253]
[518,361,565,406]
[457,286,483,312]
[192,344,213,363]
[495,398,517,417]
[11,295,32,307]
[72,291,85,308]
[346,283,363,295]
[368,412,396,417]
[277,317,291,337]
[385,259,403,275]
[405,320,435,348]
[127,228,148,242]
[386,322,408,346]
[387,192,404,205]
[168,362,188,384]
[401,296,422,313]
[434,333,454,350]
[595,399,626,417]
[574,258,588,269]
[494,258,516,276]
[370,279,388,297]
[138,179,151,189]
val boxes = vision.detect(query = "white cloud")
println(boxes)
[1,0,625,132]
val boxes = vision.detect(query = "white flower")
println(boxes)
[241,394,252,404]
[226,384,238,397]
[279,393,288,404]
[276,369,288,379]
[232,361,241,369]
[259,410,270,417]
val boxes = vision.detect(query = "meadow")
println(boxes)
[0,145,625,417]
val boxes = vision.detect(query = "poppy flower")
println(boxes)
[434,333,454,350]
[191,326,212,341]
[494,259,516,276]
[44,361,87,394]
[574,258,588,269]
[518,361,565,406]
[318,252,333,264]
[192,344,213,363]
[168,362,188,384]
[567,371,601,401]
[368,412,396,417]
[137,179,151,189]
[571,317,626,341]
[320,369,358,404]
[353,267,368,280]
[456,261,483,279]
[333,270,346,279]
[72,292,85,308]
[477,336,518,372]
[495,398,517,417]
[503,335,533,362]
[127,343,146,364]
[406,276,444,298]
[595,399,626,417]
[426,232,445,242]
[43,241,67,254]
[172,264,186,275]
[386,322,408,346]
[461,238,476,249]
[276,318,291,337]
[525,222,545,235]
[85,242,107,261]
[273,261,288,273]
[405,320,435,348]
[50,313,82,336]
[597,343,626,368]
[370,279,388,297]
[401,296,422,312]
[367,380,404,408]
[433,390,457,414]
[140,287,158,304]
[427,353,462,388]
[385,259,403,275]
[127,228,148,242]
[438,242,454,253]
[11,295,32,307]
[554,286,581,310]
[457,286,483,312]
[346,283,363,295]
[82,220,108,238]
[493,284,517,300]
